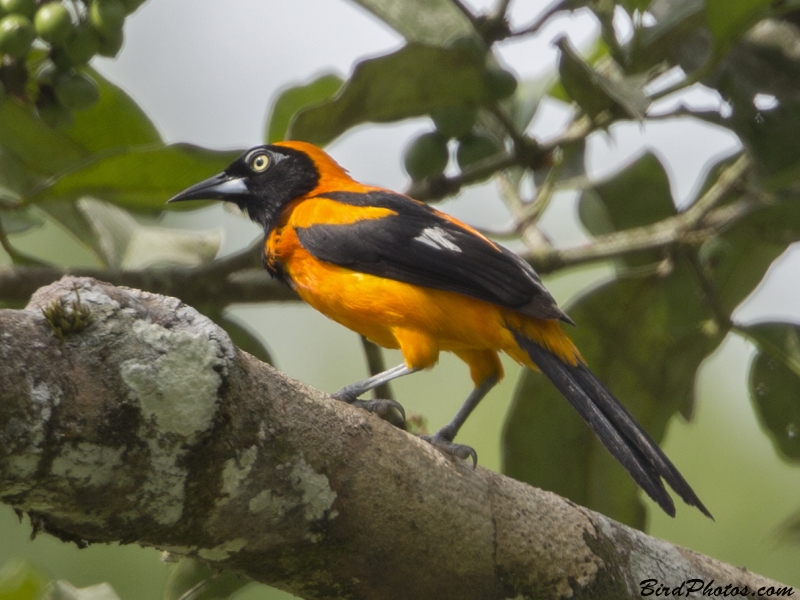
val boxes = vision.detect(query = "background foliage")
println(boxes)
[0,0,799,598]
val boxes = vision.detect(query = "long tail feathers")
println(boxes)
[514,333,712,519]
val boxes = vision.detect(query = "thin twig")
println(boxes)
[497,175,554,256]
[0,263,299,306]
[405,152,519,202]
[492,0,513,20]
[509,0,571,38]
[407,111,593,204]
[685,154,749,220]
[521,162,559,224]
[539,114,594,153]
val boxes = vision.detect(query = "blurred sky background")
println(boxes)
[1,1,799,598]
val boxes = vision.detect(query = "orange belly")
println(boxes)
[267,219,580,387]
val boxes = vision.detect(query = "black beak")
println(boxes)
[167,172,250,203]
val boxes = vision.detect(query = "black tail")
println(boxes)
[515,333,712,519]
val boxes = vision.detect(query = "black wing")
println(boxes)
[295,191,571,322]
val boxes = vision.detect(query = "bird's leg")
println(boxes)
[331,363,417,428]
[421,375,499,467]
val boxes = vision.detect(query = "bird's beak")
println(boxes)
[167,172,249,203]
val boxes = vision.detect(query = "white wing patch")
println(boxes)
[413,226,462,253]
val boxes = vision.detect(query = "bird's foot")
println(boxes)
[331,392,406,429]
[420,433,477,468]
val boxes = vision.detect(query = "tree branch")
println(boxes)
[0,260,299,307]
[527,155,759,273]
[0,277,789,600]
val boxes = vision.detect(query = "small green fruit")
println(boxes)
[0,14,35,60]
[0,0,36,19]
[55,71,99,110]
[37,95,74,128]
[35,60,60,85]
[431,105,478,139]
[96,27,123,56]
[485,67,518,100]
[89,0,125,36]
[456,133,502,172]
[64,24,99,64]
[403,132,449,181]
[50,45,74,69]
[35,3,73,46]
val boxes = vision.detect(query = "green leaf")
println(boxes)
[706,0,772,50]
[68,66,161,151]
[745,322,800,461]
[37,200,106,258]
[122,225,221,269]
[706,198,800,313]
[349,0,473,45]
[0,560,47,600]
[556,37,613,119]
[0,146,40,201]
[633,0,707,71]
[0,68,160,181]
[288,43,492,146]
[3,68,239,213]
[730,99,800,190]
[502,75,553,134]
[76,197,222,268]
[31,144,242,212]
[0,101,86,176]
[0,206,44,233]
[42,581,121,600]
[578,152,675,267]
[266,73,343,143]
[75,197,136,266]
[546,79,571,104]
[503,263,723,527]
[697,23,800,189]
[556,37,648,120]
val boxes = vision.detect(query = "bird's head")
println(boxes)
[168,142,321,231]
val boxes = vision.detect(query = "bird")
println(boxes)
[168,140,712,519]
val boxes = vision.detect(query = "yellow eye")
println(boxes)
[251,154,270,172]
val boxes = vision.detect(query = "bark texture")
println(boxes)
[0,277,788,600]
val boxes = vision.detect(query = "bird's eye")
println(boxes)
[251,154,270,172]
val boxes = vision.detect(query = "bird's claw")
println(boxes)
[352,398,406,428]
[421,434,477,468]
[331,391,406,429]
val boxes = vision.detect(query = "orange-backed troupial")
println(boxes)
[169,140,711,519]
